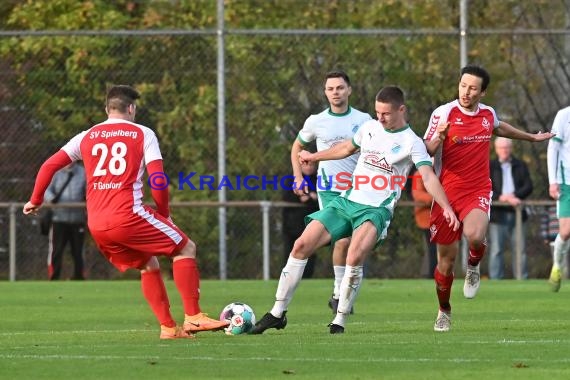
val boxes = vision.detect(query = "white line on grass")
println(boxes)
[1,353,570,364]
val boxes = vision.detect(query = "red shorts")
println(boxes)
[89,206,190,272]
[429,190,491,244]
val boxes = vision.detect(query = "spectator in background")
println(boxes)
[282,161,319,278]
[488,137,533,279]
[44,162,87,280]
[411,169,437,278]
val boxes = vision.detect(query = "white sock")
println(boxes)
[332,265,346,299]
[270,257,307,317]
[331,265,363,327]
[553,235,570,269]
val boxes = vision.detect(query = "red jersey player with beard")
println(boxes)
[23,85,228,339]
[424,65,553,332]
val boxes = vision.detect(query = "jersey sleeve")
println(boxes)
[29,150,73,205]
[547,109,567,184]
[352,121,367,148]
[411,137,433,168]
[424,106,448,141]
[490,107,500,128]
[297,115,317,145]
[550,109,566,142]
[143,129,162,165]
[61,130,88,161]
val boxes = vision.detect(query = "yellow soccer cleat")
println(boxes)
[549,267,562,292]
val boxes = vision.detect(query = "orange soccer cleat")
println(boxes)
[160,325,196,340]
[183,313,229,333]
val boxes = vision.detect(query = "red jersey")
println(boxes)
[424,99,499,195]
[61,118,162,231]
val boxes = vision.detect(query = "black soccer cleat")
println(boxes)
[328,296,354,315]
[328,323,345,334]
[249,311,287,334]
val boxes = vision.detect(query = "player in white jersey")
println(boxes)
[291,70,372,313]
[547,105,570,291]
[251,86,459,335]
[23,85,228,339]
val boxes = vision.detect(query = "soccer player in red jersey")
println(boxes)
[424,65,554,332]
[23,85,228,339]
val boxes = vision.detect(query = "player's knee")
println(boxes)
[291,237,313,259]
[140,256,160,272]
[464,230,486,247]
[334,238,350,252]
[177,239,197,259]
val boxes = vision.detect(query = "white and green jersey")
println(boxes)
[297,107,372,190]
[341,120,432,212]
[548,106,570,185]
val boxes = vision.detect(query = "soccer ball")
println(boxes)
[219,302,256,335]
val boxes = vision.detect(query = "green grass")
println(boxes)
[0,279,569,379]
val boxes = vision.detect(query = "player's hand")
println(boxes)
[23,201,41,215]
[549,183,560,200]
[442,206,460,231]
[533,131,555,142]
[436,122,450,141]
[293,175,308,196]
[298,150,314,166]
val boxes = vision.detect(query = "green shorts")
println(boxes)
[305,197,392,246]
[317,190,341,209]
[558,184,570,217]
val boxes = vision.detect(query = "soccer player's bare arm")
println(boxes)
[425,122,450,155]
[299,139,358,164]
[290,138,308,196]
[494,120,555,142]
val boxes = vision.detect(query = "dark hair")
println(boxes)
[324,70,351,87]
[460,65,490,92]
[375,86,405,107]
[106,85,140,113]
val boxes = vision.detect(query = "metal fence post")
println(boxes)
[515,204,523,280]
[260,201,271,280]
[9,203,17,282]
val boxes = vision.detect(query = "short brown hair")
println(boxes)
[375,86,405,107]
[106,85,140,113]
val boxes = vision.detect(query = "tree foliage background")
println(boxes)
[0,0,568,279]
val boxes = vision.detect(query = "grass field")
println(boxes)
[1,279,569,379]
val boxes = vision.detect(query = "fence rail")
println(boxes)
[0,200,556,282]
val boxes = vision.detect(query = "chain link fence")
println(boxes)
[1,4,570,279]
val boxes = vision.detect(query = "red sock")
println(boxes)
[141,270,175,327]
[434,267,453,312]
[467,243,486,267]
[173,258,201,316]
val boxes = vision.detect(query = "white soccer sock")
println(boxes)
[553,234,570,269]
[331,265,363,327]
[332,265,346,299]
[270,256,307,317]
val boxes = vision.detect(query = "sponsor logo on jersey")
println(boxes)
[391,143,402,154]
[363,154,393,173]
[452,135,463,144]
[454,117,463,125]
